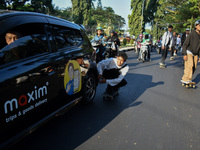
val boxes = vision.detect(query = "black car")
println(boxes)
[0,11,98,149]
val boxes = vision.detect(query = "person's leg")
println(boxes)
[193,55,198,74]
[137,48,141,60]
[106,84,113,94]
[170,46,174,57]
[182,54,194,82]
[160,46,168,64]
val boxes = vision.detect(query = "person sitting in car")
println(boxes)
[5,31,22,45]
[97,51,129,95]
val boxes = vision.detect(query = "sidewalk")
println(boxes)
[119,46,135,52]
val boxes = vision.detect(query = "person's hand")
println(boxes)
[162,46,164,49]
[198,58,200,62]
[98,74,103,80]
[99,78,106,83]
[169,47,171,51]
[183,55,188,61]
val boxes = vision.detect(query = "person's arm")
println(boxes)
[97,58,112,76]
[169,34,173,48]
[106,65,129,86]
[91,36,96,43]
[161,32,167,49]
[182,33,191,56]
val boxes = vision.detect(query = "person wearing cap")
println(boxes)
[159,25,173,66]
[181,28,190,47]
[181,20,200,84]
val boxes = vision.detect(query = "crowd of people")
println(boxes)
[135,20,200,85]
[91,19,200,97]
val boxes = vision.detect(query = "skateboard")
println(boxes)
[103,91,118,100]
[170,57,174,61]
[159,64,166,68]
[181,82,196,88]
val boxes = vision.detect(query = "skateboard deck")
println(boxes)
[103,91,118,100]
[181,81,196,88]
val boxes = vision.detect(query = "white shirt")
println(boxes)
[97,58,129,86]
[162,31,173,48]
[176,37,181,45]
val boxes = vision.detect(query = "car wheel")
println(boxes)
[82,73,97,103]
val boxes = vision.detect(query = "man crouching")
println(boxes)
[97,51,129,95]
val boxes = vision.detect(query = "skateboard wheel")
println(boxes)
[185,85,189,88]
[182,83,185,86]
[189,84,192,87]
[193,85,196,88]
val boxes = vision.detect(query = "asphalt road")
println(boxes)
[10,50,200,150]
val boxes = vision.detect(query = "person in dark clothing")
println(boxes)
[181,20,200,83]
[106,30,121,57]
[181,28,190,47]
[170,31,177,60]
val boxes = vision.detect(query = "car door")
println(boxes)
[47,24,84,104]
[0,23,61,145]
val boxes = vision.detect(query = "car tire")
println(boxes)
[82,73,97,103]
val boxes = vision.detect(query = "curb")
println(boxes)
[119,47,135,52]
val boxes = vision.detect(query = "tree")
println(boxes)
[71,0,94,25]
[128,0,158,37]
[2,0,53,13]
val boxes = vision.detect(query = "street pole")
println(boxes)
[141,0,145,33]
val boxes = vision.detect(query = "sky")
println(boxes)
[52,0,132,30]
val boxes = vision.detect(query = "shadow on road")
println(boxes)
[11,73,164,150]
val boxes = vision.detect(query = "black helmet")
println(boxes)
[194,20,200,26]
[110,30,115,34]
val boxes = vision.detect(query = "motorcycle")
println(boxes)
[140,41,149,62]
[91,40,105,63]
[156,42,162,54]
[106,39,117,58]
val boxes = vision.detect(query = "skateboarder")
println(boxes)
[159,25,173,67]
[97,51,129,95]
[181,20,200,84]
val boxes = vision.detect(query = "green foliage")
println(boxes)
[129,0,158,36]
[1,0,53,13]
[123,38,127,46]
[130,39,134,45]
[129,0,200,36]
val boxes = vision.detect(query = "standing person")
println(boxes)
[91,27,106,62]
[97,51,129,95]
[181,28,190,52]
[175,34,181,56]
[170,31,177,60]
[159,25,173,67]
[136,34,143,60]
[181,20,200,84]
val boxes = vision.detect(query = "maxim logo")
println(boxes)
[4,82,49,114]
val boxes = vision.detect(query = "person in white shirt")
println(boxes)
[97,52,129,94]
[160,25,173,66]
[174,34,181,56]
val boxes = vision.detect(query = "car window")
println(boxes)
[0,24,49,65]
[51,26,83,50]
